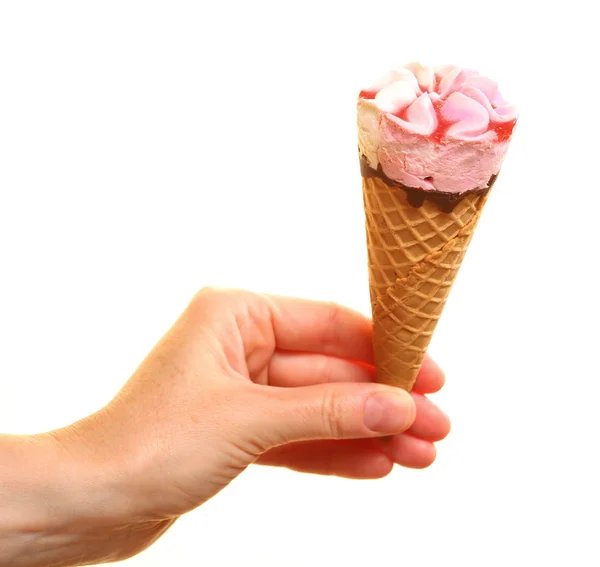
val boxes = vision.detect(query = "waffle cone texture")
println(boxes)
[362,175,489,391]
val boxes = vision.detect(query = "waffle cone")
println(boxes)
[362,175,489,391]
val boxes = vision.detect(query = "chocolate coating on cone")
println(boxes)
[359,154,497,213]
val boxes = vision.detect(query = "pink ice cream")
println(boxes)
[357,63,517,193]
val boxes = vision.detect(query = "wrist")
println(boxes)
[0,423,136,567]
[0,433,71,563]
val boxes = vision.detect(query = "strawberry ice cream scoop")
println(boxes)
[357,63,517,195]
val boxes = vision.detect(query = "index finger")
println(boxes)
[265,295,445,393]
[265,295,374,364]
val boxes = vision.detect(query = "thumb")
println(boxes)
[249,382,416,449]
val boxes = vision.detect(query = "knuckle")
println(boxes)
[192,287,256,308]
[188,286,234,317]
[325,301,343,325]
[322,301,344,349]
[186,288,218,322]
[315,355,333,382]
[193,286,224,303]
[320,388,346,439]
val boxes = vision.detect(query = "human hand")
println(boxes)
[12,289,450,566]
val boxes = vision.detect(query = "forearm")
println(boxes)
[0,430,131,567]
[0,433,69,565]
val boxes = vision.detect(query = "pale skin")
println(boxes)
[0,288,450,566]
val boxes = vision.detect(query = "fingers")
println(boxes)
[379,434,437,469]
[412,355,445,394]
[264,295,446,393]
[190,289,445,394]
[407,393,451,442]
[190,289,445,393]
[246,381,447,456]
[264,295,374,364]
[268,352,374,387]
[267,351,444,395]
[239,374,447,474]
[257,439,393,479]
[256,435,438,477]
[251,382,416,448]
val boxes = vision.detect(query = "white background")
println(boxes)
[1,1,599,565]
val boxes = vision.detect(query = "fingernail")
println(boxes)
[363,390,415,433]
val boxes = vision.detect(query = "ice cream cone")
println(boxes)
[356,63,516,391]
[362,168,490,390]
